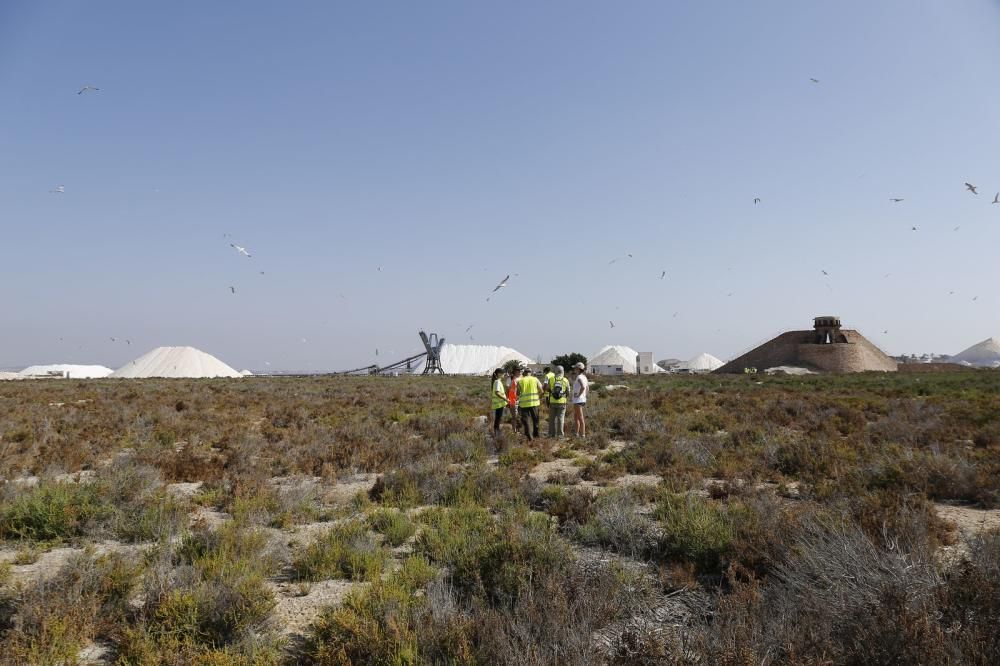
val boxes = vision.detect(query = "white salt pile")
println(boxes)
[410,343,532,375]
[110,346,242,378]
[765,365,815,376]
[18,364,113,379]
[0,371,23,381]
[590,345,662,374]
[675,353,723,373]
[950,338,1000,368]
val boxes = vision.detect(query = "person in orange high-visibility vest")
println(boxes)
[506,367,521,433]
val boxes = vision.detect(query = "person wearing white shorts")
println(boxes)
[571,362,589,438]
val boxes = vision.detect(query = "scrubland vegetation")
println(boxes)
[0,371,998,664]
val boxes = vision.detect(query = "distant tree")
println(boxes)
[551,353,587,371]
[501,359,525,376]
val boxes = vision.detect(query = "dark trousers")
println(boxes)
[520,406,540,440]
[492,407,504,434]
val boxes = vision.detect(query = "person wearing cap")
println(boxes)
[517,367,543,440]
[547,365,570,438]
[571,362,589,438]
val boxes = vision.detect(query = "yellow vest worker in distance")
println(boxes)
[542,367,555,403]
[547,366,570,438]
[517,368,543,440]
[490,368,507,437]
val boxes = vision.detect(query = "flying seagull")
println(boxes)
[954,226,961,231]
[492,275,509,293]
[809,78,819,83]
[965,182,978,194]
[229,286,236,294]
[753,198,761,204]
[659,271,666,280]
[889,198,904,203]
[609,320,615,329]
[77,86,99,95]
[230,244,251,257]
[50,185,65,194]
[993,193,999,204]
[821,270,829,276]
[911,226,918,231]
[465,325,474,334]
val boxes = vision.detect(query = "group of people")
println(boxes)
[490,362,589,441]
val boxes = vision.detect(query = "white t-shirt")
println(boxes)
[572,374,589,404]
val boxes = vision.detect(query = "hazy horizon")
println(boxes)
[3,1,1000,372]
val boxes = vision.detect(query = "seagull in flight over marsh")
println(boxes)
[753,198,760,204]
[50,185,65,194]
[659,271,666,280]
[965,182,978,195]
[77,86,99,95]
[230,244,251,257]
[809,78,819,84]
[491,275,509,293]
[229,286,236,294]
[889,198,904,203]
[993,193,999,204]
[609,320,615,329]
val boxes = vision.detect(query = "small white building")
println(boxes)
[591,364,625,375]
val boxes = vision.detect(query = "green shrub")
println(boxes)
[367,508,416,547]
[293,521,387,582]
[0,482,109,542]
[654,493,735,572]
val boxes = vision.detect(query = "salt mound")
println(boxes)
[18,364,113,379]
[410,343,532,375]
[0,371,23,381]
[111,346,242,378]
[240,369,254,377]
[590,345,662,374]
[950,338,1000,368]
[765,365,815,376]
[676,353,723,373]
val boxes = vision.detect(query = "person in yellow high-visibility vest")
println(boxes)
[517,367,543,440]
[547,365,570,438]
[490,368,508,438]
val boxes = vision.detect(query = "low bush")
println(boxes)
[574,488,655,558]
[653,493,734,573]
[0,482,109,542]
[367,508,416,546]
[293,521,387,582]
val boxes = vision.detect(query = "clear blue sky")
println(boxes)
[2,1,999,371]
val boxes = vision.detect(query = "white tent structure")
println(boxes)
[675,352,724,373]
[950,338,1000,368]
[110,346,242,378]
[18,364,113,379]
[410,343,532,375]
[589,345,664,374]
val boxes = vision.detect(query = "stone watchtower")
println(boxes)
[813,316,847,344]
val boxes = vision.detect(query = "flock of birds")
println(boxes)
[43,78,998,365]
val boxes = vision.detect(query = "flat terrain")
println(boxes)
[0,372,998,664]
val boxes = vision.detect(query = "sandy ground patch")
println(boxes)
[613,474,661,489]
[321,473,379,505]
[935,502,1000,539]
[268,578,361,637]
[165,481,204,500]
[529,458,583,484]
[0,541,151,586]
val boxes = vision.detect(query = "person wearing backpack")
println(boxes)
[547,365,570,438]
